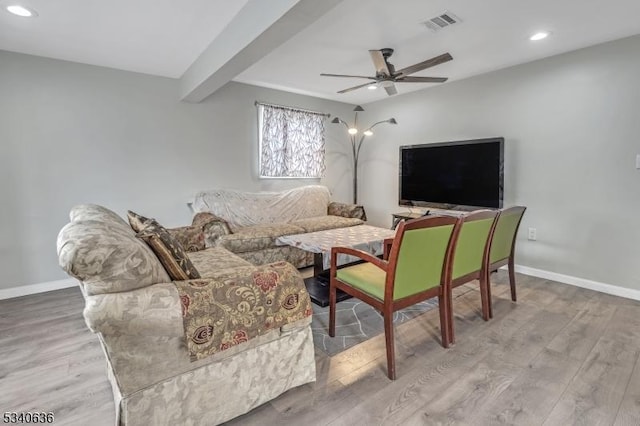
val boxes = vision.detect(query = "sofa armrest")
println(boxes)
[328,201,367,221]
[83,282,184,337]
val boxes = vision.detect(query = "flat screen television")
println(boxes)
[399,137,504,210]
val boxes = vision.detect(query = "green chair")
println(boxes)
[487,206,527,318]
[329,215,461,380]
[448,210,500,344]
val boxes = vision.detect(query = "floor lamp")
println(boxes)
[331,105,397,204]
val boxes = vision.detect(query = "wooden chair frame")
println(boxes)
[329,215,461,380]
[486,206,527,319]
[448,210,500,344]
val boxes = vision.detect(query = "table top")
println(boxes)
[276,224,396,254]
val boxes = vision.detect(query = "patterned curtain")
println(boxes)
[259,104,327,178]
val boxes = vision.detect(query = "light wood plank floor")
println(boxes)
[1,271,639,426]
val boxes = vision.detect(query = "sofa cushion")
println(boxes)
[236,246,314,269]
[137,220,201,281]
[290,216,363,233]
[217,223,305,254]
[188,247,254,278]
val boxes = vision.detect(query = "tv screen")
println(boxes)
[399,138,504,210]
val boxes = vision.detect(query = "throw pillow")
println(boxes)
[136,219,201,281]
[128,210,152,233]
[167,226,205,252]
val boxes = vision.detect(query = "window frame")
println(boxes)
[257,102,329,179]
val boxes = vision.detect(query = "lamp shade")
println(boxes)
[353,105,365,112]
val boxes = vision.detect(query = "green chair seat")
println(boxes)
[336,263,386,301]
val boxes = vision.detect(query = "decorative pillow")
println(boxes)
[136,219,201,281]
[128,210,152,233]
[167,226,205,252]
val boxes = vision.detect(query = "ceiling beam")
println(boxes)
[179,0,343,103]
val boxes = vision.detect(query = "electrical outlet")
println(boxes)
[528,227,537,241]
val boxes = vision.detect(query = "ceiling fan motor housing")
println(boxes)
[380,48,394,58]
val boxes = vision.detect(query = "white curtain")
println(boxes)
[259,104,327,178]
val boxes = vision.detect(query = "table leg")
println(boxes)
[313,252,324,277]
[304,251,352,307]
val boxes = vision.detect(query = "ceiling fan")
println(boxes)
[321,48,453,96]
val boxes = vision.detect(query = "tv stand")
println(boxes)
[391,211,429,229]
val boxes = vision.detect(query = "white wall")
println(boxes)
[0,51,355,290]
[359,35,640,292]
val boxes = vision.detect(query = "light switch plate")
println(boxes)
[636,154,640,169]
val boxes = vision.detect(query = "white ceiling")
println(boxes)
[235,0,640,103]
[0,0,248,78]
[2,0,640,103]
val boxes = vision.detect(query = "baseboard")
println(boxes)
[509,264,640,302]
[0,278,77,300]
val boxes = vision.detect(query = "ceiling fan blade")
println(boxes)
[384,83,398,96]
[396,53,453,77]
[337,81,377,94]
[369,50,391,76]
[321,73,377,79]
[396,76,448,83]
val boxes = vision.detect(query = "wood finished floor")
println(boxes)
[1,272,639,426]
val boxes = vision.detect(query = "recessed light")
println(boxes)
[6,4,38,17]
[530,31,549,41]
[367,84,377,90]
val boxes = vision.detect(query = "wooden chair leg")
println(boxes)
[329,278,337,337]
[446,289,455,345]
[383,309,396,380]
[508,257,517,302]
[479,272,490,322]
[438,294,450,348]
[486,270,494,319]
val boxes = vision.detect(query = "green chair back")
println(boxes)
[452,213,498,280]
[392,222,456,300]
[489,206,527,264]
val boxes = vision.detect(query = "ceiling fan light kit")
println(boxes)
[321,48,453,96]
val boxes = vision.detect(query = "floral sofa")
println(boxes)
[190,185,366,268]
[57,204,316,426]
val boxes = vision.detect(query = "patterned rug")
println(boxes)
[310,286,475,356]
[310,298,437,356]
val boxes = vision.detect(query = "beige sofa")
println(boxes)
[57,204,316,426]
[191,185,366,268]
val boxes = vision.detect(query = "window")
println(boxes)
[257,102,328,178]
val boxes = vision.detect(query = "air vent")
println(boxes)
[423,11,462,32]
